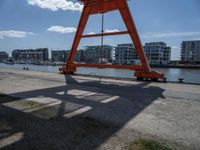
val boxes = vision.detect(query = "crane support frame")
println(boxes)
[59,0,165,80]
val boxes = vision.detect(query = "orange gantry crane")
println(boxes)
[59,0,165,81]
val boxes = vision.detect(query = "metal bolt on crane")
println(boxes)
[59,0,165,81]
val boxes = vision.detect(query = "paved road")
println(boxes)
[0,68,200,150]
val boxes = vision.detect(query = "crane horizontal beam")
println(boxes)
[69,63,145,70]
[82,31,129,38]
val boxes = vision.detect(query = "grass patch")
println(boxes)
[1,93,45,107]
[14,100,46,107]
[0,93,7,97]
[128,139,172,150]
[84,117,103,128]
[0,93,20,103]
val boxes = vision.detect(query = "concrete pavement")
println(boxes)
[0,68,200,150]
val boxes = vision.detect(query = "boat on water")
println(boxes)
[4,61,15,65]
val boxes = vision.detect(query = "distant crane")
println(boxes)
[59,0,165,81]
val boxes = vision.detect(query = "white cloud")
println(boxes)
[47,26,77,33]
[0,30,35,39]
[104,29,120,33]
[142,31,200,39]
[27,0,83,12]
[191,37,200,41]
[85,29,120,35]
[87,32,96,35]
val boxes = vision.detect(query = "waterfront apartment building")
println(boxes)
[144,42,171,65]
[114,42,171,65]
[74,49,87,62]
[51,49,87,63]
[181,40,200,63]
[114,44,139,64]
[85,45,113,63]
[12,48,49,62]
[51,50,67,62]
[0,51,9,61]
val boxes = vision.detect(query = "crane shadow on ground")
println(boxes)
[0,75,165,150]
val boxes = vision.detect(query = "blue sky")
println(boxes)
[0,0,200,60]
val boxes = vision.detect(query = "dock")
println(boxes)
[0,68,200,150]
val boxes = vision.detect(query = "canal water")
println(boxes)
[0,63,200,84]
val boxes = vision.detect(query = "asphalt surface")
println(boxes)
[0,68,200,150]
